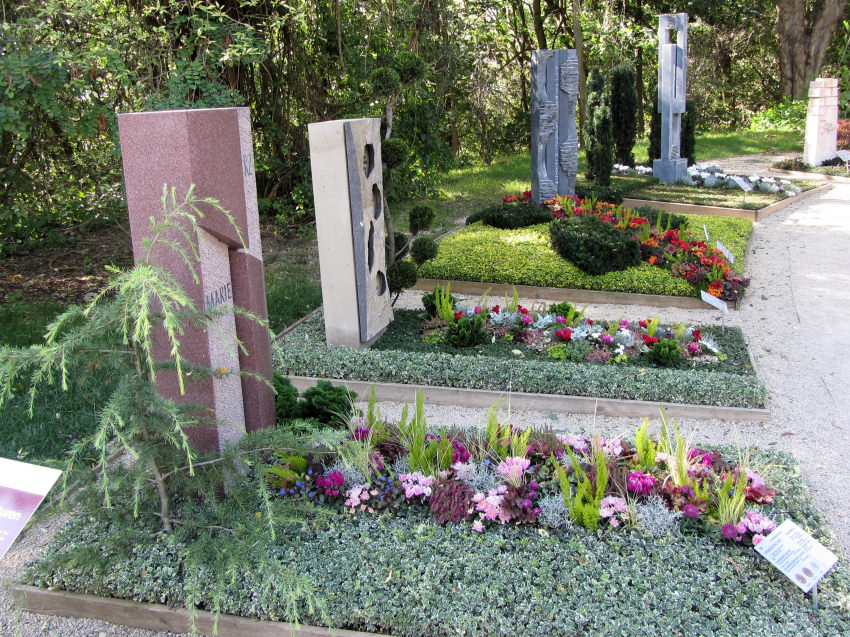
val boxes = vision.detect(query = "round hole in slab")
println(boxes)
[363,144,375,177]
[367,221,375,272]
[376,270,387,296]
[373,184,382,219]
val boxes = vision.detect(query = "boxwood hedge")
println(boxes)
[27,449,850,637]
[420,214,753,297]
[275,313,766,408]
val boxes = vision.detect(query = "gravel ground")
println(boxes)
[3,168,847,636]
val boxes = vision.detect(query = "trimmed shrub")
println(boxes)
[645,339,683,368]
[682,101,697,166]
[273,373,301,421]
[648,84,661,164]
[386,232,409,262]
[547,300,574,316]
[410,236,438,265]
[381,137,408,171]
[609,63,638,166]
[369,67,401,97]
[584,68,614,186]
[466,202,552,229]
[409,205,435,235]
[387,259,419,296]
[574,184,624,205]
[550,215,641,275]
[391,51,427,84]
[300,380,357,425]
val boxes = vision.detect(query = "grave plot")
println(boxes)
[416,198,753,309]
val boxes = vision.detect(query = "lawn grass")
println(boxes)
[0,295,65,348]
[264,253,322,334]
[418,214,753,298]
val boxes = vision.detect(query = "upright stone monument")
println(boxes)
[803,78,840,167]
[118,107,275,453]
[308,118,393,347]
[531,49,580,205]
[653,13,689,184]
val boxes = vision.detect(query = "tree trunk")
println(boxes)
[532,0,547,50]
[635,47,644,137]
[571,0,586,147]
[776,0,848,98]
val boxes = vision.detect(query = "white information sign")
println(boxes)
[755,520,839,593]
[0,458,62,560]
[716,240,735,264]
[731,175,754,192]
[700,290,728,313]
[703,224,709,241]
[835,150,850,163]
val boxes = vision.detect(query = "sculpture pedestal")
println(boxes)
[653,158,687,184]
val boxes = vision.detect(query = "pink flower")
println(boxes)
[474,305,481,314]
[496,456,531,487]
[626,471,657,495]
[753,534,766,545]
[521,315,533,325]
[687,342,700,355]
[556,315,567,323]
[472,519,485,533]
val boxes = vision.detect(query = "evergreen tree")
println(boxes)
[583,68,613,187]
[648,83,661,166]
[682,101,698,166]
[609,64,638,166]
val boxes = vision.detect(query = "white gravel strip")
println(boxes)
[2,177,848,637]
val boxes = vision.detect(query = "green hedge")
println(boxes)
[420,214,752,297]
[27,449,850,636]
[275,314,766,408]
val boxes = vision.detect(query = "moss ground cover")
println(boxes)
[419,214,752,298]
[26,445,848,637]
[275,313,766,408]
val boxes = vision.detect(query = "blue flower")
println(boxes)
[296,481,304,488]
[279,489,286,495]
[307,468,313,475]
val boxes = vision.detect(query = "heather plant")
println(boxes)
[633,419,658,470]
[484,403,530,461]
[422,284,457,318]
[429,476,474,524]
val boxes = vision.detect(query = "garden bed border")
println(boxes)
[411,278,739,310]
[623,183,832,221]
[769,168,850,184]
[287,375,771,422]
[11,584,383,637]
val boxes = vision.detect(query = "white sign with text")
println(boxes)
[0,458,62,560]
[700,290,728,313]
[755,520,839,593]
[716,240,735,264]
[731,175,754,192]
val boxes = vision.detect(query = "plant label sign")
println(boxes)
[755,520,839,593]
[731,175,754,192]
[703,224,709,241]
[835,150,850,163]
[700,290,728,313]
[716,240,735,264]
[0,458,61,560]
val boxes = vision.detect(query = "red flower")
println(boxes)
[518,305,529,315]
[454,311,464,320]
[522,190,531,199]
[555,328,573,342]
[491,305,500,314]
[642,334,659,346]
[586,320,594,325]
[638,320,647,329]
[692,329,701,341]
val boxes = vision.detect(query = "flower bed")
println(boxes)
[419,213,752,300]
[276,310,766,409]
[26,402,850,636]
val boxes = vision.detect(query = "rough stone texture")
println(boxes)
[531,50,579,204]
[118,107,274,451]
[803,78,840,167]
[653,13,689,184]
[308,118,393,348]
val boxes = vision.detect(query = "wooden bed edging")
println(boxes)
[11,584,384,637]
[287,376,770,422]
[770,168,850,184]
[623,183,832,222]
[411,279,739,310]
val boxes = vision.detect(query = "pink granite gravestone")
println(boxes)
[117,107,274,453]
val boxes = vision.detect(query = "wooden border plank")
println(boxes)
[770,168,850,184]
[622,198,756,219]
[411,279,738,310]
[11,585,384,637]
[287,376,770,422]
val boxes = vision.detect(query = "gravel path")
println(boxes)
[3,165,847,636]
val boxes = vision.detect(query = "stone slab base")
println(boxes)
[288,376,770,422]
[12,585,383,637]
[412,279,738,310]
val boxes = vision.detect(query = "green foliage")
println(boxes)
[484,403,528,461]
[408,205,436,235]
[749,98,807,132]
[682,101,698,167]
[445,313,487,348]
[564,446,606,530]
[391,51,427,84]
[422,284,457,319]
[609,64,638,166]
[546,340,593,363]
[278,313,767,409]
[584,68,613,187]
[645,339,684,368]
[634,206,687,231]
[634,419,658,471]
[381,137,409,171]
[387,260,419,298]
[396,390,453,476]
[546,300,573,317]
[387,232,410,262]
[410,237,438,266]
[550,215,641,275]
[300,380,357,426]
[648,85,661,164]
[574,184,624,205]
[369,67,402,97]
[274,373,301,421]
[716,471,749,526]
[466,202,553,229]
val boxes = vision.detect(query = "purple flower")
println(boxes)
[352,427,371,441]
[721,523,741,541]
[626,471,657,495]
[474,305,482,314]
[601,333,614,345]
[682,504,700,518]
[521,315,533,325]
